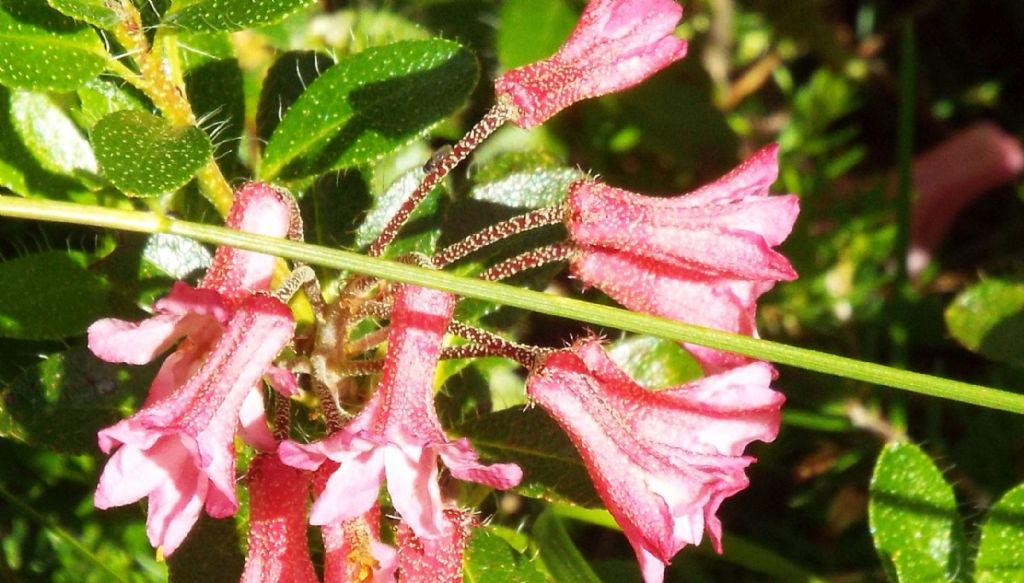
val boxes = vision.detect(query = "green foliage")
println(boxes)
[945,279,1024,367]
[464,526,546,583]
[497,0,576,70]
[260,39,478,181]
[0,0,105,91]
[92,111,213,197]
[1,1,1024,581]
[869,442,967,582]
[0,251,109,340]
[165,0,316,32]
[46,0,120,29]
[0,347,153,454]
[975,484,1024,582]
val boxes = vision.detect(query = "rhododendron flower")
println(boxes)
[494,0,688,128]
[280,285,522,538]
[527,340,784,583]
[88,182,297,554]
[565,144,799,372]
[396,508,475,583]
[315,465,397,583]
[908,122,1024,277]
[240,454,319,583]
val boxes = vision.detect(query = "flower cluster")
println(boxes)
[87,2,799,582]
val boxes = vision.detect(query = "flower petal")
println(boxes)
[309,449,386,526]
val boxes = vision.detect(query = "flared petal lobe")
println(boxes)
[93,294,295,554]
[495,0,688,128]
[280,285,521,540]
[566,144,799,372]
[240,455,319,583]
[526,340,783,583]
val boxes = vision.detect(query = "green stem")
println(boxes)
[1,196,1023,415]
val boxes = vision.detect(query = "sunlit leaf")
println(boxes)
[260,39,478,181]
[945,279,1024,367]
[92,110,212,197]
[975,483,1024,583]
[9,89,96,177]
[165,0,316,32]
[464,526,546,583]
[868,442,968,583]
[46,0,119,29]
[0,0,106,91]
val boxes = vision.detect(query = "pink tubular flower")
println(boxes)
[526,339,784,583]
[240,455,319,583]
[908,122,1024,277]
[88,183,297,555]
[396,508,475,583]
[316,466,397,583]
[279,285,522,539]
[494,0,688,128]
[566,144,799,372]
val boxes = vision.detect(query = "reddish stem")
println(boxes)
[368,103,513,257]
[480,242,576,281]
[433,206,565,267]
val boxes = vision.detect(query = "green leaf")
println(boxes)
[0,347,153,453]
[255,50,332,147]
[167,514,244,583]
[975,484,1024,583]
[464,526,546,583]
[471,164,583,210]
[868,442,968,582]
[92,110,213,197]
[0,85,93,199]
[607,336,703,389]
[260,39,478,181]
[165,0,315,32]
[532,510,602,583]
[496,0,576,70]
[0,0,106,91]
[9,89,97,177]
[457,408,599,507]
[0,251,110,340]
[46,0,120,29]
[945,279,1024,366]
[75,78,146,130]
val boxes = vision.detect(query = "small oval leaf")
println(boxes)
[165,0,315,32]
[464,526,546,583]
[260,39,478,181]
[47,0,120,29]
[92,110,212,197]
[868,442,967,583]
[497,0,576,70]
[945,279,1024,367]
[975,484,1024,583]
[0,251,110,340]
[0,0,106,91]
[10,89,97,176]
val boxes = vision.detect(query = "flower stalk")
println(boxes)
[1,195,1022,415]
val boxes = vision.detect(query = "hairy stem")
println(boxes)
[368,103,513,257]
[433,207,565,267]
[481,242,575,281]
[3,196,1024,415]
[447,321,551,367]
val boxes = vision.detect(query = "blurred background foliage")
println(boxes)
[2,0,1024,581]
